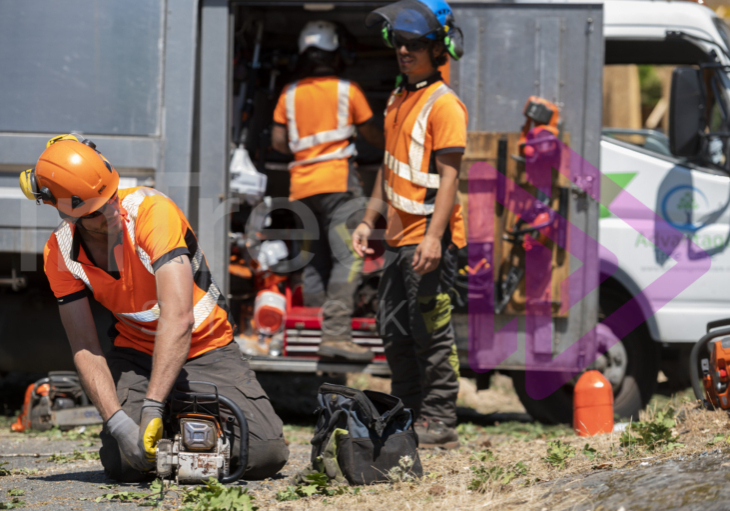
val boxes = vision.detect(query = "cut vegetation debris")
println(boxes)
[47,449,100,464]
[88,477,258,510]
[0,498,25,510]
[0,464,37,477]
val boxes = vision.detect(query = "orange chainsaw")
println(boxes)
[691,318,730,409]
[11,372,101,432]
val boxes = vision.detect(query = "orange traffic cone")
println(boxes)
[573,370,613,436]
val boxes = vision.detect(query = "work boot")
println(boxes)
[317,340,374,363]
[414,415,460,449]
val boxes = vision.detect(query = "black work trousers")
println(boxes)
[299,183,365,342]
[376,244,460,427]
[99,342,289,482]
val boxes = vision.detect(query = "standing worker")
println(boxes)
[20,134,288,481]
[271,20,384,363]
[354,0,467,448]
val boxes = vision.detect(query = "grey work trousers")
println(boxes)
[299,185,365,342]
[376,244,461,427]
[99,342,289,482]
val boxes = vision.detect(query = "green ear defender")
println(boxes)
[443,28,463,60]
[382,24,394,48]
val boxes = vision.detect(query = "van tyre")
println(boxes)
[512,288,659,424]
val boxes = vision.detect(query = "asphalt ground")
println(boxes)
[0,425,312,510]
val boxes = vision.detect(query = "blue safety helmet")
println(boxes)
[419,0,454,40]
[366,0,464,60]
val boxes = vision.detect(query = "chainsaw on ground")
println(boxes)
[11,371,102,432]
[691,318,730,409]
[156,381,249,484]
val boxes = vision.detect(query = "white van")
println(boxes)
[517,0,730,423]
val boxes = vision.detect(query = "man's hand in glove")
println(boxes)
[106,410,153,472]
[138,399,165,466]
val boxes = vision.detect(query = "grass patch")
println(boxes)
[283,424,315,445]
[457,421,572,444]
[468,462,528,491]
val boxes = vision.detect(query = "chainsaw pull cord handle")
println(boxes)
[217,394,249,484]
[689,324,730,406]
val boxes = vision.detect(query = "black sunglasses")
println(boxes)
[61,191,119,221]
[393,36,430,52]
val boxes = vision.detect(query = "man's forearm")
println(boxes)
[425,176,457,241]
[146,321,192,403]
[362,166,386,226]
[73,349,120,421]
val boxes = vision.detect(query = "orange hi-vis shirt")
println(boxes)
[273,75,373,201]
[43,187,234,359]
[382,73,468,248]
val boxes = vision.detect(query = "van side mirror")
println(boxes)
[669,67,706,158]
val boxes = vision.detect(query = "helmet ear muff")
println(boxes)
[381,23,394,48]
[19,168,56,205]
[443,27,463,60]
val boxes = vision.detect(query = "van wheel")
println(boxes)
[512,289,659,424]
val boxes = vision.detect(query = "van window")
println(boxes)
[602,64,674,158]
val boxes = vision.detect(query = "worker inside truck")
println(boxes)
[353,0,468,449]
[270,20,384,363]
[19,134,288,482]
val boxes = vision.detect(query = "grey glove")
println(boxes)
[106,409,154,472]
[137,399,165,467]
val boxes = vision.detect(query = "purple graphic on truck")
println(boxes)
[467,136,711,399]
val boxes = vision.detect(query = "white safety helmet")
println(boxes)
[298,20,339,54]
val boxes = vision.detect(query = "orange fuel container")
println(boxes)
[573,370,614,436]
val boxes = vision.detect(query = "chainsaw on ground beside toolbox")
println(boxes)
[156,382,248,484]
[11,371,102,432]
[691,318,730,410]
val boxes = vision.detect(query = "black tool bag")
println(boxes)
[304,383,423,485]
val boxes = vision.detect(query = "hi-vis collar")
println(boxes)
[395,71,443,95]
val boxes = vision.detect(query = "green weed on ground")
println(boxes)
[620,408,684,453]
[180,478,256,511]
[543,440,576,469]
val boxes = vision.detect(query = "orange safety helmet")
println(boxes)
[19,134,119,218]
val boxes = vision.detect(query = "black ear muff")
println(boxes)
[29,170,38,195]
[71,196,85,210]
[40,186,56,205]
